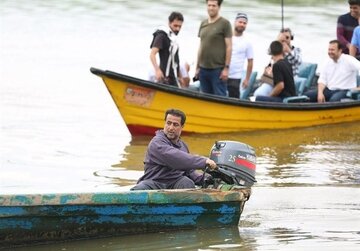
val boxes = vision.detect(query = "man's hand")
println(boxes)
[220,68,229,81]
[155,68,164,82]
[242,78,249,88]
[205,158,217,170]
[317,92,326,103]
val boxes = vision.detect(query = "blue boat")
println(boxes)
[0,188,250,248]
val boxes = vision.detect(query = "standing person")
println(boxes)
[150,12,184,87]
[131,109,217,190]
[227,12,254,98]
[255,41,296,102]
[195,0,232,96]
[337,0,360,57]
[350,17,360,57]
[254,28,301,97]
[304,40,360,102]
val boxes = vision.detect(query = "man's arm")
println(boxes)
[337,16,351,50]
[269,81,284,97]
[220,37,232,81]
[317,82,326,103]
[148,140,208,171]
[242,58,253,88]
[350,44,358,56]
[195,39,202,79]
[150,47,164,82]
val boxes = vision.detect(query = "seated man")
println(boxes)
[254,28,301,97]
[256,41,296,102]
[131,109,217,190]
[304,39,360,102]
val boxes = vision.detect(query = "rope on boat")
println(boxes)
[281,0,284,30]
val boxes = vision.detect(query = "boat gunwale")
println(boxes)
[0,189,249,207]
[90,67,360,111]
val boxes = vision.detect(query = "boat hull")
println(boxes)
[0,189,249,247]
[90,68,360,135]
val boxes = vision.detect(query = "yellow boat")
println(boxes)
[90,67,360,135]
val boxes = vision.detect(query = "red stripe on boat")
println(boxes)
[235,158,256,170]
[127,125,159,135]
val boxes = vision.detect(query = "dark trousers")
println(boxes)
[304,88,348,102]
[227,78,241,98]
[199,67,227,96]
[255,95,283,102]
[130,176,195,190]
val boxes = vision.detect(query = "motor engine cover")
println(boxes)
[209,140,256,187]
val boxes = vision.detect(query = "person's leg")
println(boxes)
[171,176,195,189]
[303,89,318,102]
[211,68,227,96]
[254,83,273,97]
[227,78,241,98]
[130,180,165,190]
[328,90,348,102]
[255,95,283,102]
[199,68,213,94]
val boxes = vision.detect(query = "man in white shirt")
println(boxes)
[304,39,360,102]
[227,13,254,98]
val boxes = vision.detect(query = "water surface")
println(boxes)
[1,0,360,250]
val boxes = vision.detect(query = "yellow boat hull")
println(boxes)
[91,68,360,135]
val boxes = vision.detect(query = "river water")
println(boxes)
[1,0,360,250]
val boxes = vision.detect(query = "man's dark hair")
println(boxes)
[206,0,223,6]
[348,0,360,6]
[168,12,184,22]
[164,109,186,125]
[329,39,342,50]
[268,40,283,56]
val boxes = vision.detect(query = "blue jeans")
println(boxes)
[199,67,227,96]
[304,88,349,102]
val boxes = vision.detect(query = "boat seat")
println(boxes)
[283,95,309,103]
[240,71,258,100]
[346,89,360,100]
[297,62,318,93]
[188,80,200,91]
[294,76,307,95]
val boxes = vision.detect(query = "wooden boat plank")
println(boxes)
[0,189,249,247]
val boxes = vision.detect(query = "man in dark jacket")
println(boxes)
[131,109,217,190]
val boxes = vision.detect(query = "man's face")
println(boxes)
[278,32,291,46]
[164,114,183,142]
[350,4,360,19]
[328,43,341,61]
[234,19,247,33]
[207,0,220,18]
[169,19,183,35]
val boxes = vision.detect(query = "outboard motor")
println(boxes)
[207,140,256,187]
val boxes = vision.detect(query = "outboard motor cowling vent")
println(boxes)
[209,140,257,187]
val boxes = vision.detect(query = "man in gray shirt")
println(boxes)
[131,109,217,190]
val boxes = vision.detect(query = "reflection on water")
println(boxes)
[10,227,257,251]
[108,122,360,188]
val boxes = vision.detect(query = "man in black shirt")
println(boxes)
[150,12,184,87]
